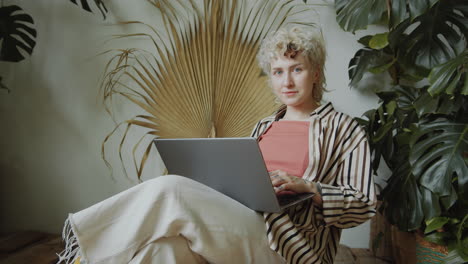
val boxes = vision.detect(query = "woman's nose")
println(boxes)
[282,73,293,87]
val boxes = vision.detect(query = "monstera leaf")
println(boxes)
[388,0,438,28]
[410,120,468,198]
[348,48,380,88]
[413,89,466,117]
[0,5,36,62]
[69,0,108,19]
[392,0,468,74]
[334,0,386,32]
[428,50,468,96]
[334,0,438,32]
[381,146,425,231]
[347,34,397,89]
[348,47,394,88]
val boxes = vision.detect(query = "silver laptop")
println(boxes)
[153,137,314,213]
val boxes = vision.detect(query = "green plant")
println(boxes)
[0,4,36,92]
[0,0,108,92]
[69,0,108,19]
[334,0,467,261]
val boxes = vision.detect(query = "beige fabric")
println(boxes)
[66,175,285,264]
[129,236,207,264]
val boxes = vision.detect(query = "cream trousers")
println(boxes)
[61,175,285,264]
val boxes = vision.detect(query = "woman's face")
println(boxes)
[269,53,317,111]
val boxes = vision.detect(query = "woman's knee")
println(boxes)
[145,175,192,193]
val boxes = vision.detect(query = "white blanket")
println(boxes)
[58,175,285,264]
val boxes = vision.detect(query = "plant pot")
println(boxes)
[415,232,448,264]
[369,205,416,264]
[390,225,416,264]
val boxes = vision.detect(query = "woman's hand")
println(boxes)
[269,170,323,206]
[269,170,314,194]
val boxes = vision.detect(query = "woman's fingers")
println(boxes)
[269,170,312,193]
[271,177,285,187]
[269,170,283,186]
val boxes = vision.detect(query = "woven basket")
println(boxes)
[415,233,448,264]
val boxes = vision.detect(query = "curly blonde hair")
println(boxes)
[257,26,327,103]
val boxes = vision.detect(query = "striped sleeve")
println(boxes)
[250,120,263,138]
[319,137,376,229]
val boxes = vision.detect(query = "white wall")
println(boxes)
[0,0,385,249]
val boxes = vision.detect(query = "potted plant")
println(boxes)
[333,0,467,262]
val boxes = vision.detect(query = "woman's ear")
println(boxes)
[314,68,321,83]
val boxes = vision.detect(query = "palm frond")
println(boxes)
[101,0,318,179]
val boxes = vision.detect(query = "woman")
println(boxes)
[58,26,376,264]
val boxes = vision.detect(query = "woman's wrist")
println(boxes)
[307,181,323,207]
[315,182,322,195]
[305,180,319,194]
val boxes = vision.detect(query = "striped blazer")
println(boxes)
[250,102,376,264]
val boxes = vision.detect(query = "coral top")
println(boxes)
[258,121,309,177]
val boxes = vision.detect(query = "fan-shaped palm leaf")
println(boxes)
[69,0,108,19]
[101,0,317,179]
[0,5,36,62]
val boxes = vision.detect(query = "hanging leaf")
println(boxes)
[69,0,108,19]
[424,231,451,245]
[389,0,438,29]
[348,47,393,88]
[425,216,450,234]
[359,85,420,173]
[428,50,468,96]
[420,186,442,221]
[392,85,419,111]
[392,0,468,74]
[355,109,385,173]
[334,0,387,33]
[381,154,425,231]
[0,5,36,62]
[443,248,468,264]
[368,58,395,74]
[410,120,468,197]
[358,35,373,46]
[440,185,458,211]
[369,32,388,50]
[413,89,465,117]
[334,0,440,34]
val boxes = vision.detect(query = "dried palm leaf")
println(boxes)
[102,0,318,180]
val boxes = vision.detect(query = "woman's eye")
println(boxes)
[294,67,302,72]
[273,70,283,75]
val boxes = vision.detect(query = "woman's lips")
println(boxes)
[283,91,298,95]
